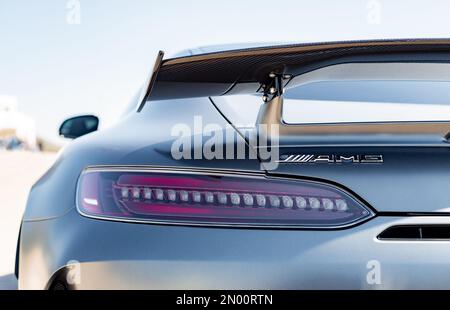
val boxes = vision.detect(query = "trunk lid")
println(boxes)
[265,135,450,213]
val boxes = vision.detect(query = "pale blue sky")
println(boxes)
[1,0,450,143]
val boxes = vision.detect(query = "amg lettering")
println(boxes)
[336,155,360,163]
[278,154,383,164]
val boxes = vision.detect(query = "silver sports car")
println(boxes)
[17,39,450,289]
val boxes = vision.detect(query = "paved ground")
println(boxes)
[0,151,56,289]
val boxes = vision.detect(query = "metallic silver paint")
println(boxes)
[19,209,450,289]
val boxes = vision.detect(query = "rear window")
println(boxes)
[283,80,450,124]
[213,62,450,126]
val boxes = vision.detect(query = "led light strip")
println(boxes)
[116,186,349,212]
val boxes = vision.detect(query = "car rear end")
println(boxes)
[17,39,450,289]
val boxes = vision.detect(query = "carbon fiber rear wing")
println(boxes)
[138,38,450,112]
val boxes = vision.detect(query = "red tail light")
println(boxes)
[76,168,374,228]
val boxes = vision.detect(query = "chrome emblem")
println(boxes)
[277,154,383,164]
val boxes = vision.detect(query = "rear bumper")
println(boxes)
[18,208,450,289]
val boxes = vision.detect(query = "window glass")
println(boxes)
[283,80,450,124]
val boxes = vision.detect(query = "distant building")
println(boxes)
[0,96,37,150]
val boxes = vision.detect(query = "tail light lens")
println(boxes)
[76,168,374,228]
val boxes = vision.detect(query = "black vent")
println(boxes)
[378,225,450,240]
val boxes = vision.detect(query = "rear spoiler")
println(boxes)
[137,38,450,111]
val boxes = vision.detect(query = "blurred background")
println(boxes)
[1,0,450,289]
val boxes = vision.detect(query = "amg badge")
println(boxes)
[277,154,383,164]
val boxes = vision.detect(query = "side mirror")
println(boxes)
[59,115,99,139]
